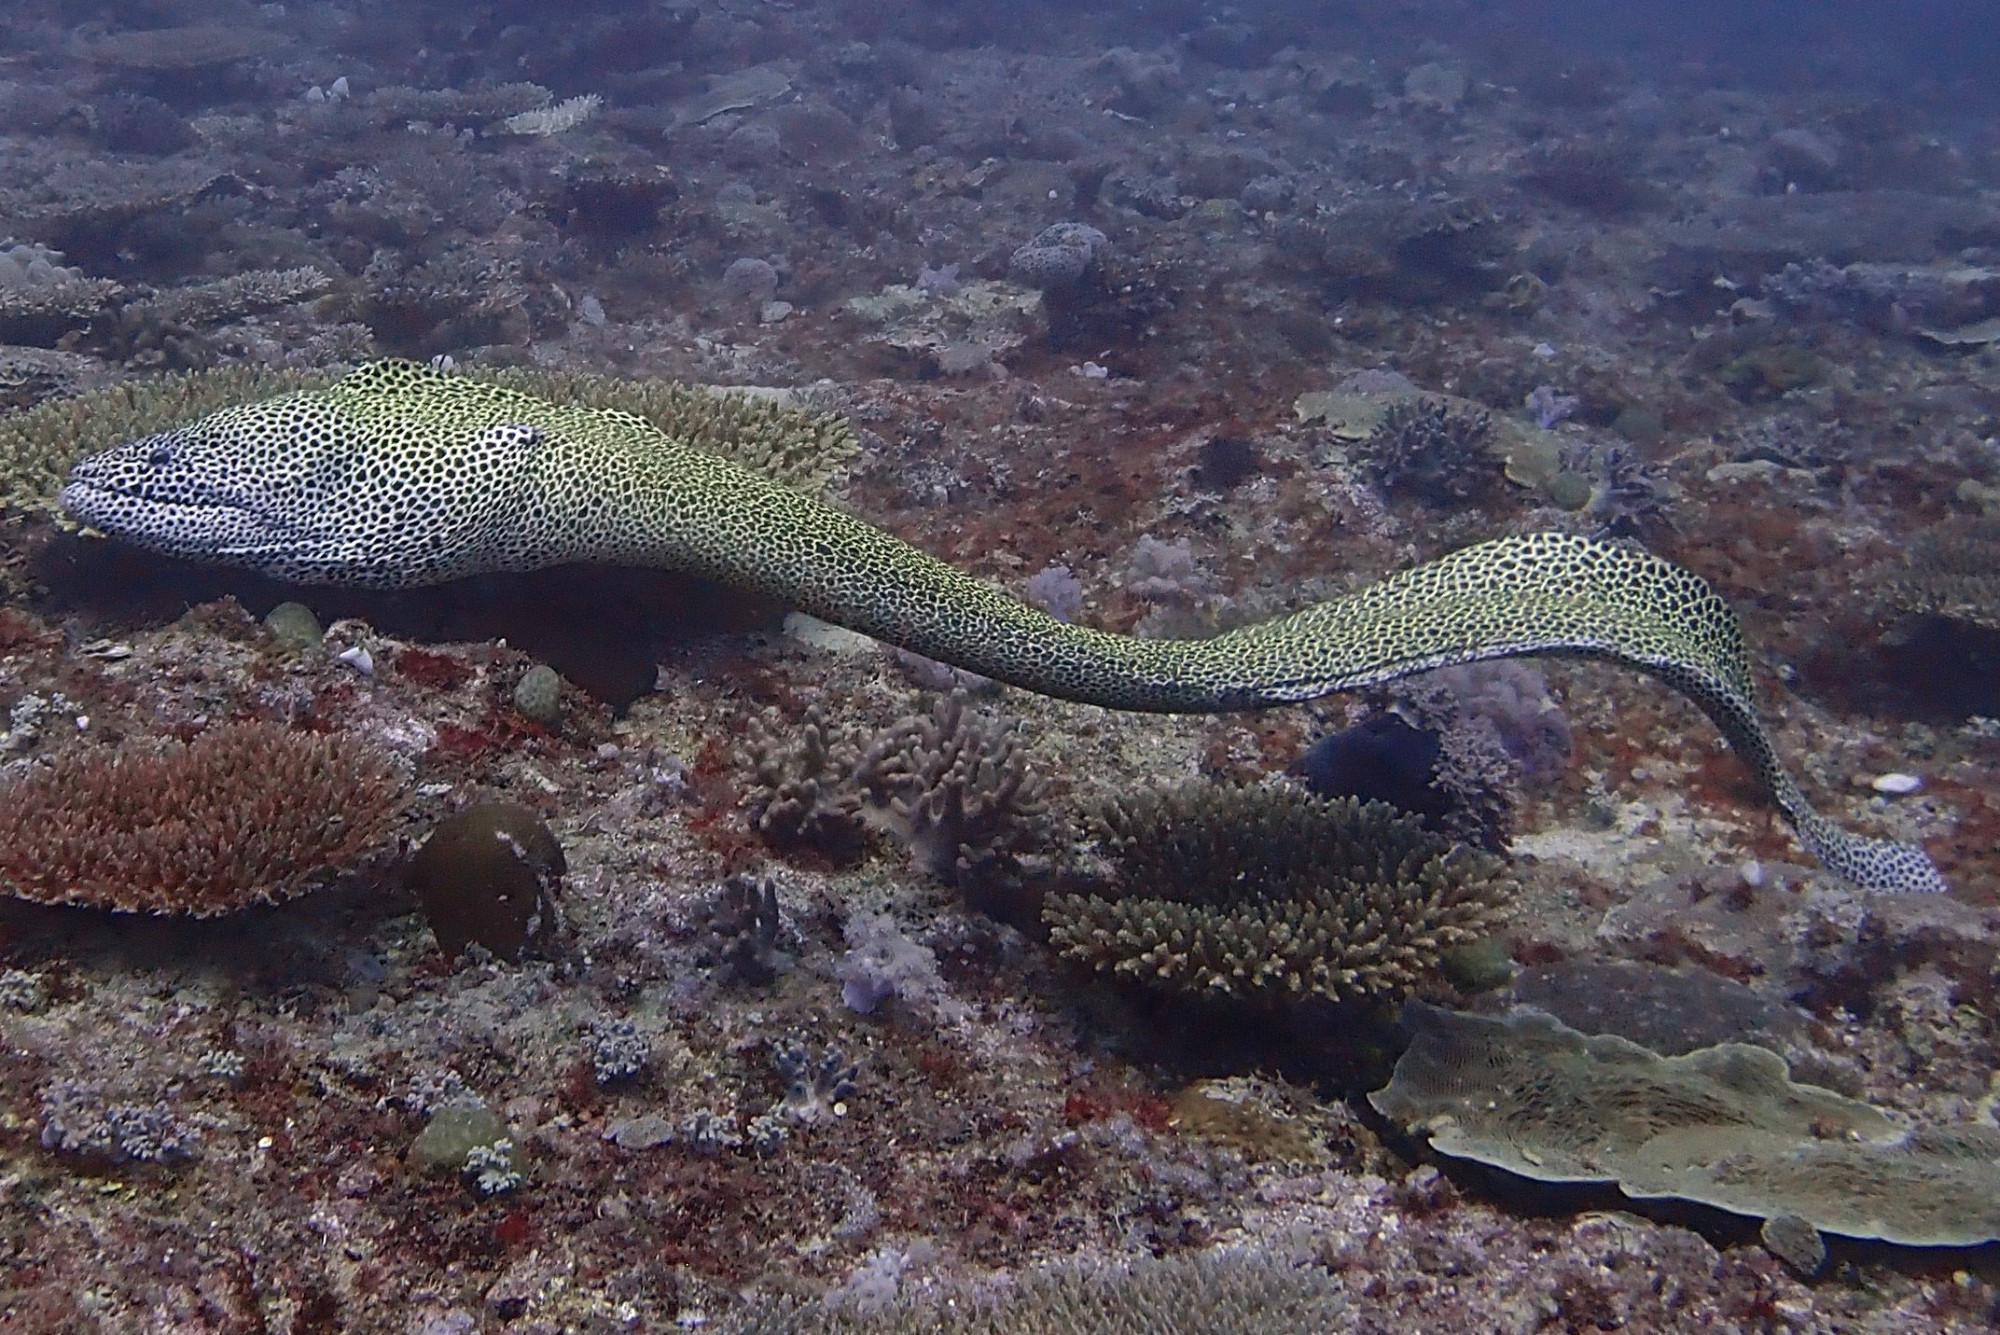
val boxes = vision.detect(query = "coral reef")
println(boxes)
[1045,784,1515,1004]
[0,721,405,915]
[0,2,1994,1326]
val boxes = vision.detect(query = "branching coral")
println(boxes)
[110,267,334,369]
[0,722,406,915]
[743,705,868,863]
[0,240,119,344]
[1356,397,1502,506]
[744,694,1049,881]
[698,873,793,985]
[1046,782,1516,1004]
[119,267,331,333]
[851,692,1050,881]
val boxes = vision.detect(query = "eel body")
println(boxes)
[59,359,1945,893]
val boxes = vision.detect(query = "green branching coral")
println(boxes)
[2,362,856,518]
[728,1249,1351,1334]
[1044,783,1516,1004]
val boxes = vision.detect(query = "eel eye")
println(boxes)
[146,442,175,467]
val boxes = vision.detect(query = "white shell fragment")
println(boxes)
[1870,772,1923,796]
[335,645,375,676]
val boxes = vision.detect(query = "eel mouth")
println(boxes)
[58,479,300,564]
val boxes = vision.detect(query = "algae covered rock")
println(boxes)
[511,663,565,725]
[1371,1000,2000,1263]
[410,1101,509,1173]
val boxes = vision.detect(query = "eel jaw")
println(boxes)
[58,477,304,571]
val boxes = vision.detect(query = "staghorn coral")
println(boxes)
[1046,783,1515,1004]
[1880,518,2000,629]
[729,1248,1351,1334]
[851,692,1050,881]
[1356,396,1502,506]
[0,722,405,916]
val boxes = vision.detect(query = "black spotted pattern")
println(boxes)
[60,360,1946,893]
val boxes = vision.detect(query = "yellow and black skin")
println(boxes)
[60,360,1946,893]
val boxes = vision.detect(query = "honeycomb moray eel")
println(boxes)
[61,359,1945,893]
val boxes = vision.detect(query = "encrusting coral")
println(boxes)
[1371,1000,2000,1269]
[1044,782,1515,1004]
[0,722,406,916]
